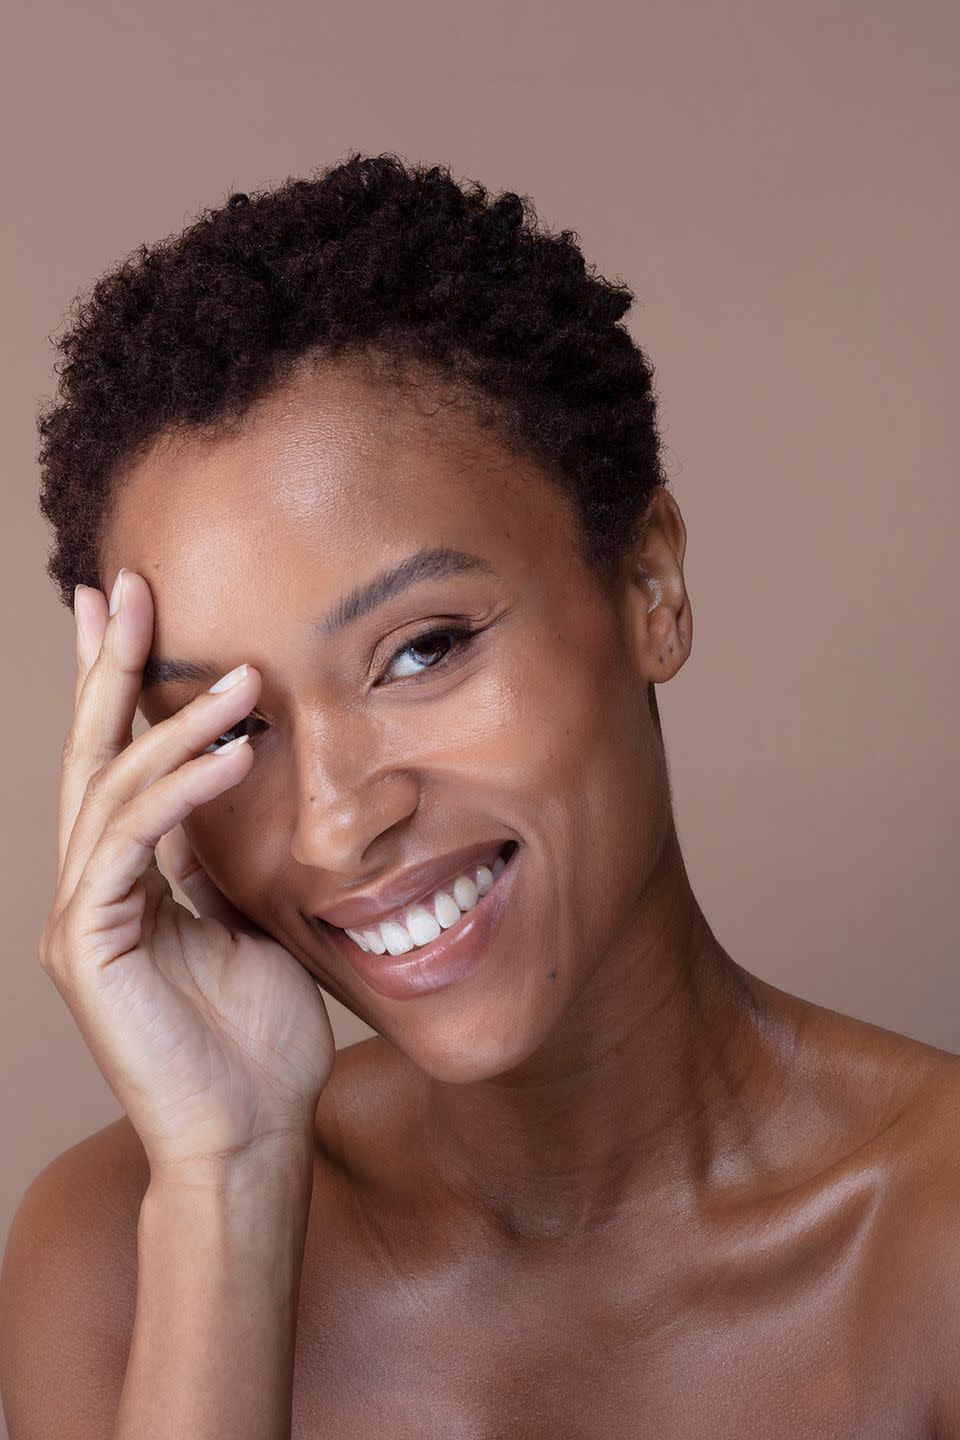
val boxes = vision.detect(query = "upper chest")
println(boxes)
[281,1032,957,1438]
[287,1169,928,1440]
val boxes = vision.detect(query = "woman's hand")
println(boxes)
[40,569,336,1184]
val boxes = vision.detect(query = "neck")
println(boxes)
[413,821,793,1244]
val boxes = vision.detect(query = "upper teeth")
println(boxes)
[344,851,508,955]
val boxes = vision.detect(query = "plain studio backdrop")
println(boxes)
[0,6,955,1427]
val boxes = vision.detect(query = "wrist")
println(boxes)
[146,1131,316,1201]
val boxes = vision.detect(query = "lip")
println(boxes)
[313,837,514,930]
[316,842,521,1000]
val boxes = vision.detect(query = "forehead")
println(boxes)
[102,363,581,613]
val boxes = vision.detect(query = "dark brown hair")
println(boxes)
[37,151,669,605]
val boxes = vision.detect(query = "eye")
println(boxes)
[381,625,478,683]
[202,713,269,753]
[200,627,479,751]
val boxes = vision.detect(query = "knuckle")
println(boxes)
[38,919,64,975]
[101,808,144,857]
[39,947,61,980]
[84,758,116,802]
[62,727,116,777]
[60,727,81,769]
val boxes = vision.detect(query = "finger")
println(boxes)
[57,661,261,903]
[72,737,255,924]
[156,823,257,931]
[62,587,109,873]
[72,585,108,707]
[58,569,155,879]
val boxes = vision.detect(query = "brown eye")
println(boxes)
[203,714,269,753]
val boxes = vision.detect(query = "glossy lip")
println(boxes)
[316,842,521,1001]
[313,837,513,931]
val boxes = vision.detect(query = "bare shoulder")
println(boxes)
[1,1111,148,1308]
[789,987,960,1183]
[883,1052,960,1432]
[777,987,960,1426]
[748,971,959,1134]
[0,1116,148,1439]
[0,1046,396,1440]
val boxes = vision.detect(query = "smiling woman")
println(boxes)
[2,151,958,1440]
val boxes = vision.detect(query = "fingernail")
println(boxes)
[212,734,250,756]
[109,569,126,617]
[209,664,249,693]
[73,585,88,651]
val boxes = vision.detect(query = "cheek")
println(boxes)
[473,627,663,901]
[181,790,281,913]
[384,624,652,820]
[178,623,657,902]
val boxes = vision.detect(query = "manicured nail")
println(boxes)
[74,585,89,654]
[212,734,250,756]
[109,569,126,617]
[209,664,249,693]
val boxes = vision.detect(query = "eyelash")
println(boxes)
[204,624,479,753]
[381,623,477,685]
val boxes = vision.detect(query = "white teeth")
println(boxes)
[381,921,415,955]
[338,847,515,956]
[405,905,442,946]
[453,874,479,910]
[434,890,461,928]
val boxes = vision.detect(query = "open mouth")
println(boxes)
[314,839,523,1002]
[320,839,520,957]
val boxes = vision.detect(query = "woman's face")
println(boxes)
[101,362,690,1082]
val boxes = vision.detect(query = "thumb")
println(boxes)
[156,824,257,933]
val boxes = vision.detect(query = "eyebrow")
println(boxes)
[140,546,497,688]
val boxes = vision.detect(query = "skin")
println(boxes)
[70,357,960,1435]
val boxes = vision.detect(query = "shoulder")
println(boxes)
[0,1046,390,1439]
[752,974,958,1157]
[1,1112,148,1314]
[0,1046,406,1439]
[883,1055,960,1433]
[0,1034,390,1309]
[784,986,960,1202]
[0,1116,148,1438]
[807,1005,960,1430]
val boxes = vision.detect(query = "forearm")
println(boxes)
[114,1148,314,1440]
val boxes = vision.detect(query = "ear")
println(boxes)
[617,485,692,686]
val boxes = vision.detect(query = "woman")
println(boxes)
[1,152,957,1438]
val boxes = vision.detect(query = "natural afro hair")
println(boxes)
[37,150,670,607]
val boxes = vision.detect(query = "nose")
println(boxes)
[288,723,419,873]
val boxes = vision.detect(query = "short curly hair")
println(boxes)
[37,151,669,608]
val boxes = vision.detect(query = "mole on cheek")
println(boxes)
[227,804,235,813]
[546,970,557,981]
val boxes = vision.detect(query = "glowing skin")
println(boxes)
[105,359,706,1106]
[97,358,960,1431]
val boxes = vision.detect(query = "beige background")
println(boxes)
[1,4,956,1426]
